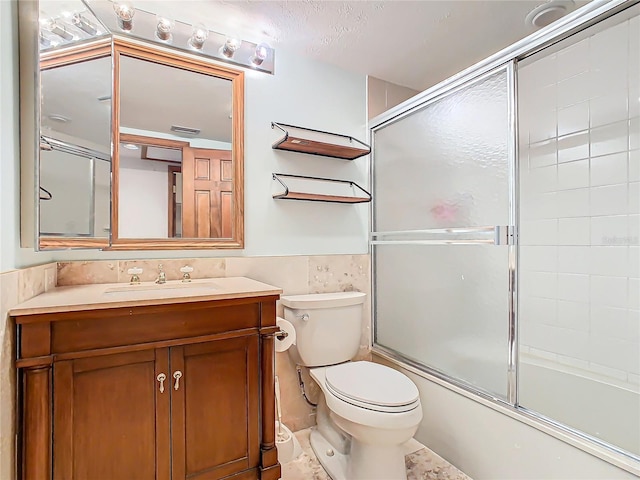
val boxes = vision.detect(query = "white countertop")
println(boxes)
[10,277,282,316]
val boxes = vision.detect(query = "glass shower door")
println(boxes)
[372,66,514,399]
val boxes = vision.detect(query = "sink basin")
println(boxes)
[103,281,219,297]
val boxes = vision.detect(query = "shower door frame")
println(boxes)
[369,0,639,472]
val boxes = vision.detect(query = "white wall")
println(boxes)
[0,1,53,273]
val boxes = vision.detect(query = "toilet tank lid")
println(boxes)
[281,292,366,309]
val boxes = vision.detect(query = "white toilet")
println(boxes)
[281,292,422,480]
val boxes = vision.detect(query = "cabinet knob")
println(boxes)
[157,373,166,393]
[173,370,182,390]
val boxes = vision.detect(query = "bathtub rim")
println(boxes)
[372,346,640,477]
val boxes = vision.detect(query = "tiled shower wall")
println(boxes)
[519,14,639,384]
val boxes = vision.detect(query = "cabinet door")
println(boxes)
[53,349,171,480]
[170,336,260,480]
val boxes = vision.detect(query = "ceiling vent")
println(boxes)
[525,0,575,29]
[170,125,201,135]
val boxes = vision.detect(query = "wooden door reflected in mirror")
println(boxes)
[112,40,244,250]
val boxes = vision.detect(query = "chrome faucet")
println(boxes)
[156,264,167,284]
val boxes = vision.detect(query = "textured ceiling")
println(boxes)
[135,0,589,91]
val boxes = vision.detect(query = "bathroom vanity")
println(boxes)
[11,277,282,480]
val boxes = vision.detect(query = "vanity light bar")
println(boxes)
[82,0,275,75]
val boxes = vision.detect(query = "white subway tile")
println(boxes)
[557,72,590,108]
[590,275,627,308]
[558,273,590,303]
[589,338,632,374]
[558,246,590,274]
[630,117,639,150]
[591,215,628,246]
[630,215,640,243]
[520,246,558,272]
[528,139,557,168]
[630,278,639,310]
[521,271,557,299]
[557,159,589,190]
[530,108,557,145]
[590,121,629,158]
[628,309,640,344]
[520,219,558,246]
[558,217,590,246]
[629,373,640,386]
[590,246,628,277]
[557,300,589,331]
[558,102,589,136]
[558,131,590,163]
[630,150,640,182]
[557,39,589,81]
[590,152,628,187]
[630,88,640,119]
[590,184,628,216]
[590,21,628,73]
[523,165,557,194]
[590,92,628,128]
[630,247,639,278]
[520,295,557,326]
[591,305,628,340]
[521,323,588,360]
[521,192,557,221]
[555,188,590,218]
[590,67,627,99]
[629,182,640,214]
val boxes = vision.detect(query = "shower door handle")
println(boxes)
[371,226,516,245]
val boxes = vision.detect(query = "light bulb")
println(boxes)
[71,13,97,36]
[113,1,135,31]
[155,16,174,42]
[220,36,241,58]
[250,42,270,66]
[188,23,209,50]
[46,20,74,41]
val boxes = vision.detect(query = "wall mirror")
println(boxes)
[23,1,245,250]
[38,42,113,249]
[111,41,244,250]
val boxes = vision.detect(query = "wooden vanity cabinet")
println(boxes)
[14,294,281,480]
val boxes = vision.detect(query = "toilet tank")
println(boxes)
[281,292,366,367]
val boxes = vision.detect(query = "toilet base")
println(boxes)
[310,427,347,480]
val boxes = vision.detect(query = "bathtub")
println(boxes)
[519,355,640,457]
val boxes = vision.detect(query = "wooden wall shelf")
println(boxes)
[272,173,371,204]
[271,122,370,160]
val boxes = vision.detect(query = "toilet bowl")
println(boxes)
[280,292,423,480]
[310,362,422,480]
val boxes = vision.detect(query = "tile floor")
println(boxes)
[281,428,471,480]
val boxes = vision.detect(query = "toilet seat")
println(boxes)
[325,361,420,413]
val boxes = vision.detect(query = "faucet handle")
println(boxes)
[180,265,193,282]
[127,267,143,285]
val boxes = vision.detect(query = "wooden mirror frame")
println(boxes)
[111,39,245,250]
[38,40,113,250]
